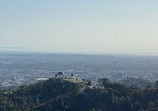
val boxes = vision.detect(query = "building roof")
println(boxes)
[57,72,65,75]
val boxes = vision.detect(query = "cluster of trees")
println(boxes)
[119,77,155,89]
[1,78,158,111]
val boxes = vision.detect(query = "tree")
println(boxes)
[148,101,155,109]
[155,81,158,89]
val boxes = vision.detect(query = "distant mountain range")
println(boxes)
[0,47,29,52]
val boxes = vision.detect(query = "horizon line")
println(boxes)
[1,50,158,57]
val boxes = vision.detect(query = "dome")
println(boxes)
[57,72,65,75]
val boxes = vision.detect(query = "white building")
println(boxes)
[55,72,82,83]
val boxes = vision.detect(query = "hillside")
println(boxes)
[1,78,158,111]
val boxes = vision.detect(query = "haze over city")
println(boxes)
[2,1,158,111]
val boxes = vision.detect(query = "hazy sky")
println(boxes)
[0,0,158,54]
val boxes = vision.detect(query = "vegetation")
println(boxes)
[119,77,155,89]
[1,78,158,111]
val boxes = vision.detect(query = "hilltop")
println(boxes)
[1,78,158,111]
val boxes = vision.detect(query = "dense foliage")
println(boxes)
[119,77,155,89]
[1,78,158,111]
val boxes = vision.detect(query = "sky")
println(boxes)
[0,0,158,54]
